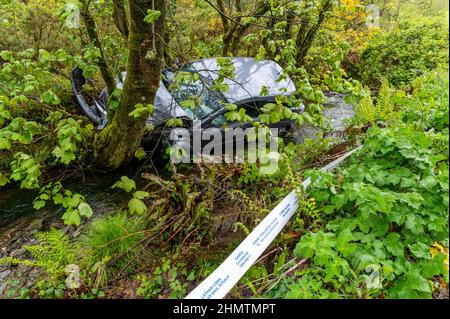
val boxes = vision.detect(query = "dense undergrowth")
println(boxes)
[0,0,448,299]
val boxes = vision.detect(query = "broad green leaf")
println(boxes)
[135,148,146,160]
[0,137,11,150]
[112,176,136,193]
[78,203,93,218]
[144,9,161,23]
[133,191,150,200]
[384,233,404,257]
[128,198,147,215]
[62,209,81,226]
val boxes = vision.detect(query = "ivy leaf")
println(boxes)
[112,176,136,193]
[128,198,147,215]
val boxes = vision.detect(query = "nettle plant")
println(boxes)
[276,126,449,299]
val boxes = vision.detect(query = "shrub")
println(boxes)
[0,229,78,297]
[78,213,146,288]
[350,15,449,88]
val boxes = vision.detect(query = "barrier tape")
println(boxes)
[185,146,362,299]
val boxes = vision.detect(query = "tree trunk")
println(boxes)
[222,1,270,56]
[295,0,332,66]
[80,2,116,94]
[95,0,166,170]
[112,0,129,39]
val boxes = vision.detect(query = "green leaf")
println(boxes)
[41,90,61,105]
[33,200,46,210]
[133,191,150,200]
[62,209,82,226]
[0,50,13,61]
[0,137,11,150]
[135,148,146,160]
[144,9,161,23]
[336,228,355,256]
[129,103,154,119]
[128,198,147,215]
[384,233,404,257]
[78,203,93,218]
[180,99,197,109]
[0,172,9,186]
[408,242,431,260]
[389,271,431,298]
[112,176,136,193]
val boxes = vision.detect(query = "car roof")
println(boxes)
[186,57,296,104]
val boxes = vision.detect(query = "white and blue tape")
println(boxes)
[185,146,362,299]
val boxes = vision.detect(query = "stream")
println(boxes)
[0,167,152,295]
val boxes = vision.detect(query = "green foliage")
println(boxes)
[353,15,449,88]
[0,229,78,297]
[397,71,449,131]
[0,117,42,146]
[112,176,136,193]
[136,257,195,299]
[0,0,448,300]
[375,78,394,122]
[352,88,376,126]
[1,279,31,299]
[112,176,149,214]
[52,118,82,165]
[259,101,302,125]
[10,152,41,189]
[129,103,154,119]
[270,123,449,299]
[79,213,146,288]
[134,147,146,160]
[33,182,94,226]
[144,9,162,24]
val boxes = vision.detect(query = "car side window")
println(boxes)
[211,115,227,127]
[209,103,260,128]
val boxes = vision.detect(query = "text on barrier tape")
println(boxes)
[185,146,362,299]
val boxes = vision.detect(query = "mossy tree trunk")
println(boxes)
[95,0,166,170]
[112,0,129,39]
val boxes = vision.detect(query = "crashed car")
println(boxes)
[72,57,304,156]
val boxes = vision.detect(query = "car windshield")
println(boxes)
[162,66,224,120]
